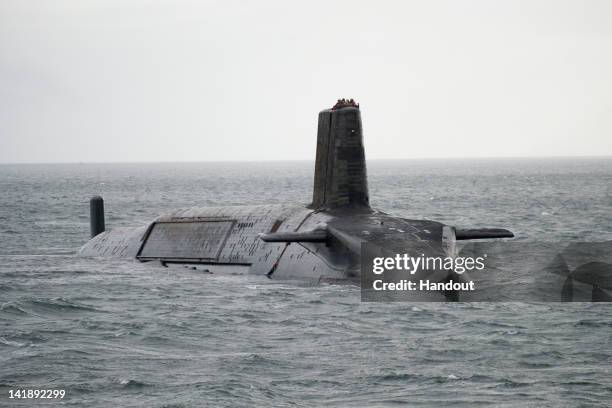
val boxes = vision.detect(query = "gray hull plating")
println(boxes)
[79,203,452,284]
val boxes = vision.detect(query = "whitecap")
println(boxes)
[0,337,25,347]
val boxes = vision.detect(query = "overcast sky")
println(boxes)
[1,0,611,163]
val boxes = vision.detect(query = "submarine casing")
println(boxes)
[79,202,453,284]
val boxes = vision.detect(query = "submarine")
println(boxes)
[79,99,514,295]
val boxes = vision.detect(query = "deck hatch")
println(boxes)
[137,220,235,261]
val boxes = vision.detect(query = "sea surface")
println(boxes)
[0,159,611,407]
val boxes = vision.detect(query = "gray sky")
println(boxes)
[1,0,611,163]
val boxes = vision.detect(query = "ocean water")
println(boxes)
[0,159,611,407]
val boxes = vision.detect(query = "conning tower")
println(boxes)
[311,99,370,210]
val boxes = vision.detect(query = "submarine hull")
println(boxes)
[79,204,452,285]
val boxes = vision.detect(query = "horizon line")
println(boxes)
[1,155,612,166]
